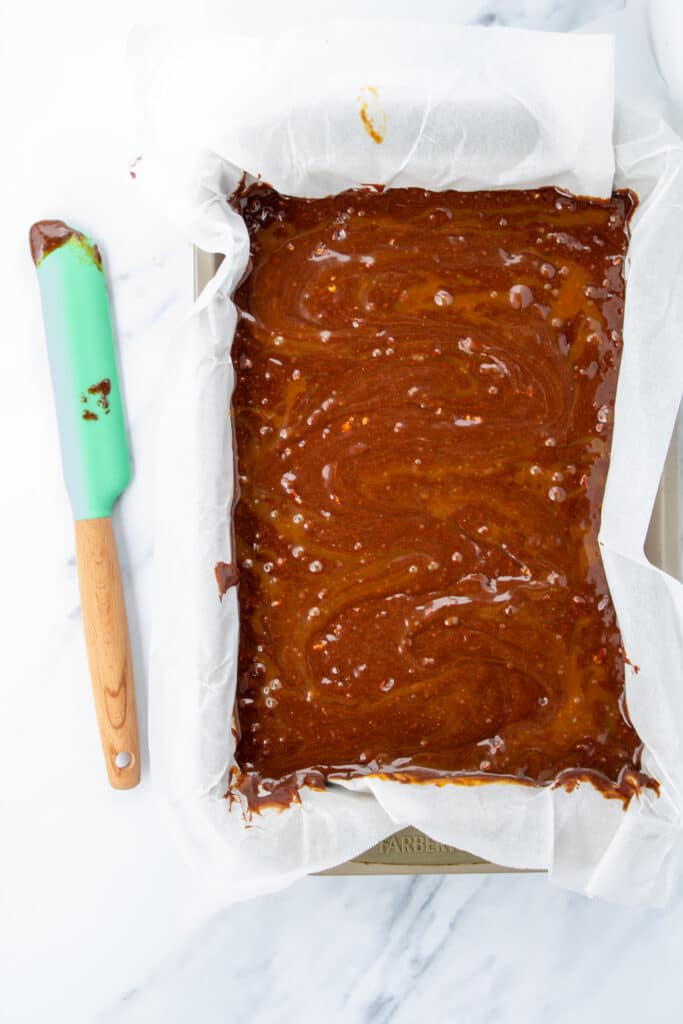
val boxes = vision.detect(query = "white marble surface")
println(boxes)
[3,2,683,1022]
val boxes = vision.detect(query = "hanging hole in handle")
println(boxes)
[114,751,133,770]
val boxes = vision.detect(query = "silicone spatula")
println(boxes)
[30,221,141,789]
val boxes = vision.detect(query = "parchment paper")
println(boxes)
[132,23,683,905]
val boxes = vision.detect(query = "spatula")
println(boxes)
[30,220,141,789]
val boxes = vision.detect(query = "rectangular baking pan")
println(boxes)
[195,245,681,875]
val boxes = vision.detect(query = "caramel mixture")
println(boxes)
[228,185,646,807]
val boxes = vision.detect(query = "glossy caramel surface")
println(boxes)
[228,185,643,804]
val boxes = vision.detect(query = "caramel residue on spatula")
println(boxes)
[29,220,102,271]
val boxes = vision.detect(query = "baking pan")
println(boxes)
[194,245,681,875]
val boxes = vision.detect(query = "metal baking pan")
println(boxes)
[194,246,681,875]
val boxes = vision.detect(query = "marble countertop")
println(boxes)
[3,2,683,1022]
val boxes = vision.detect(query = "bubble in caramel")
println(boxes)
[226,184,653,811]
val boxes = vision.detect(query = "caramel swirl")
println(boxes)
[228,185,645,806]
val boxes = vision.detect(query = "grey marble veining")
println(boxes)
[468,0,624,30]
[4,2,683,1023]
[103,873,683,1024]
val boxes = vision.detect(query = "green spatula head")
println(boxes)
[30,221,131,520]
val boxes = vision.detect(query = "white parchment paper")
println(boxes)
[133,24,683,905]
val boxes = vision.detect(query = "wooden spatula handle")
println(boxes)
[75,517,141,789]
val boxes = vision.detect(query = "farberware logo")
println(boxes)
[377,834,455,856]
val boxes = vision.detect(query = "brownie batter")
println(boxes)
[228,185,649,809]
